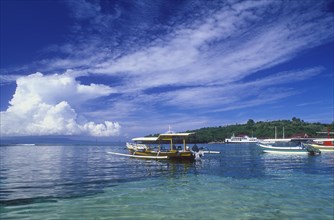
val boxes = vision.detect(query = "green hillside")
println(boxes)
[184,118,333,143]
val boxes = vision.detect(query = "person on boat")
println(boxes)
[192,144,199,152]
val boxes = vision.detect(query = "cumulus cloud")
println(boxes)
[0,72,120,136]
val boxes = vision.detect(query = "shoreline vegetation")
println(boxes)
[148,118,334,143]
[1,118,332,145]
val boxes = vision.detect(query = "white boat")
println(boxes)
[257,142,321,155]
[225,133,258,143]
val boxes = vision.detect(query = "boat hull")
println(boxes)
[129,149,196,161]
[261,149,308,154]
[107,151,168,159]
[258,144,311,154]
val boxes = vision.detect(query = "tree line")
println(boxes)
[183,118,334,143]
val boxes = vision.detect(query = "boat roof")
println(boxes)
[132,132,194,142]
[132,137,159,142]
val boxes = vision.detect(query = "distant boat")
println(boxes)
[304,139,334,152]
[257,142,321,155]
[225,133,258,143]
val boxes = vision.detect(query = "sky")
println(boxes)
[0,0,333,140]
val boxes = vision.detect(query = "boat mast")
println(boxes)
[283,127,285,139]
[275,127,277,139]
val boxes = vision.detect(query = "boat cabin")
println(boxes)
[132,132,194,152]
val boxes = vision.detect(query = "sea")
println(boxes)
[0,143,333,220]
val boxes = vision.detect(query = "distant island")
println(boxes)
[148,117,334,143]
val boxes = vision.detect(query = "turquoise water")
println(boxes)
[0,144,333,219]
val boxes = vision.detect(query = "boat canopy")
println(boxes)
[158,132,194,139]
[132,132,194,151]
[132,137,159,142]
[132,132,194,142]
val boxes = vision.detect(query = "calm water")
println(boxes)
[0,143,333,219]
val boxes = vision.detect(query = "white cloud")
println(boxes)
[0,72,120,137]
[83,121,120,137]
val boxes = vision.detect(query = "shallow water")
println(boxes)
[0,143,333,219]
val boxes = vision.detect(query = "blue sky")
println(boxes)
[0,0,333,139]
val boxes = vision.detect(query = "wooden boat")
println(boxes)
[257,142,321,155]
[112,132,197,160]
[131,132,206,160]
[109,130,220,161]
[304,139,334,152]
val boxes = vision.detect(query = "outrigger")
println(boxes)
[108,131,219,161]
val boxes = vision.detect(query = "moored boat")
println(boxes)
[110,131,211,161]
[304,139,334,152]
[257,142,321,155]
[108,130,221,160]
